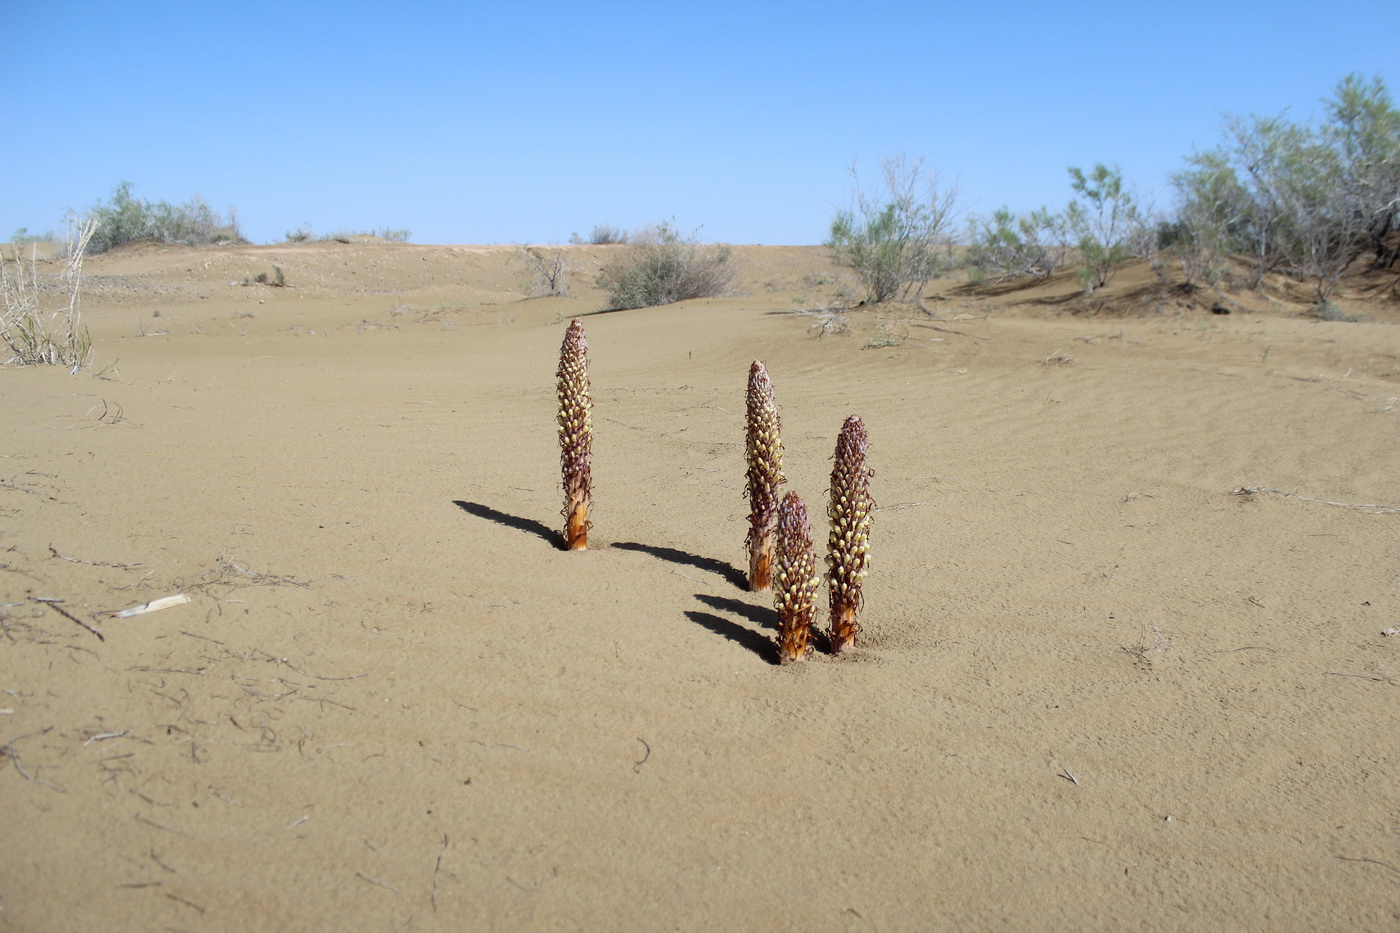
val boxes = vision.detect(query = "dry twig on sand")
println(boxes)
[35,596,104,641]
[1233,486,1400,514]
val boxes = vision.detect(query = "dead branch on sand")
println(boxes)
[1233,486,1400,514]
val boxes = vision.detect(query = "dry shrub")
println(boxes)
[1,219,98,370]
[596,222,736,310]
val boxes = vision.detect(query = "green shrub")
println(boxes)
[827,155,958,304]
[1171,75,1399,299]
[596,222,735,309]
[80,181,244,253]
[9,228,57,246]
[964,206,1066,283]
[1065,164,1139,292]
[571,223,630,245]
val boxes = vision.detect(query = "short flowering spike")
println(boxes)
[774,492,820,664]
[827,416,874,653]
[556,319,592,550]
[744,361,785,590]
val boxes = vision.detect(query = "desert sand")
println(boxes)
[3,239,1399,931]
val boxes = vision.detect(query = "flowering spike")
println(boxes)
[744,361,785,590]
[556,318,592,550]
[774,492,819,664]
[827,416,873,653]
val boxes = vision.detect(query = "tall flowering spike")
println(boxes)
[744,361,785,590]
[773,492,820,665]
[827,415,874,653]
[556,318,592,550]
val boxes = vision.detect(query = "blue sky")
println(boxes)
[2,0,1397,245]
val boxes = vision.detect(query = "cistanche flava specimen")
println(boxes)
[744,360,785,590]
[556,318,592,550]
[827,415,874,653]
[774,491,820,664]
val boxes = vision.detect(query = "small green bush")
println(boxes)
[827,155,959,305]
[9,228,57,246]
[596,222,735,310]
[80,181,244,253]
[1065,163,1139,292]
[963,207,1066,283]
[571,223,630,245]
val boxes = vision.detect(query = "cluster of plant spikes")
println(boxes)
[549,327,874,664]
[742,362,875,662]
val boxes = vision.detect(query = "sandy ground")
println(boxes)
[3,240,1399,931]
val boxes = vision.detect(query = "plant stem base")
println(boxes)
[565,500,588,550]
[829,604,859,653]
[748,545,772,591]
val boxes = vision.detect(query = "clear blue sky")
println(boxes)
[3,0,1397,245]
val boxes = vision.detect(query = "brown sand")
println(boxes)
[3,240,1399,931]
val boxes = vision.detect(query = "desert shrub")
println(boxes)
[9,228,57,246]
[1,218,98,369]
[1308,299,1360,322]
[595,222,735,309]
[1065,163,1141,292]
[518,246,570,297]
[827,155,959,304]
[244,266,286,287]
[1172,74,1399,300]
[572,223,630,245]
[964,206,1067,283]
[315,227,412,243]
[81,181,244,253]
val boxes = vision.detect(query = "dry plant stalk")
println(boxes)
[1,218,98,369]
[827,415,874,653]
[774,491,820,664]
[744,360,785,590]
[556,318,592,549]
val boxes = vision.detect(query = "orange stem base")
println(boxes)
[565,500,588,551]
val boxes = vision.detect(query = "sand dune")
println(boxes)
[3,240,1399,930]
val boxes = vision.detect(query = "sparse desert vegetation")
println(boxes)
[2,72,1399,933]
[827,154,959,305]
[79,181,244,253]
[1,218,98,367]
[595,221,736,310]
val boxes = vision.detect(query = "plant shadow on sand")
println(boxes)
[684,609,778,663]
[611,541,749,589]
[453,500,564,550]
[693,592,778,630]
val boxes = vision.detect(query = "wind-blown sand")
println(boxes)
[3,240,1399,931]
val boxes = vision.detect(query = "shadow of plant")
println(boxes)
[452,500,563,550]
[683,609,777,664]
[692,593,778,630]
[612,541,748,589]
